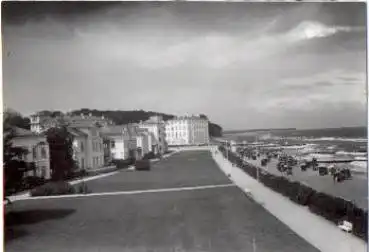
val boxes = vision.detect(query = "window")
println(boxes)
[33,147,37,159]
[111,141,115,148]
[41,146,47,159]
[81,141,84,152]
[81,158,85,169]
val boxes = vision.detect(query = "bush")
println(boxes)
[65,169,88,180]
[135,160,151,171]
[31,181,75,196]
[77,183,91,194]
[21,176,46,190]
[143,152,156,160]
[112,158,135,169]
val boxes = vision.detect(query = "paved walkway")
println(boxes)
[211,148,367,252]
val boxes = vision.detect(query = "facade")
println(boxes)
[11,127,51,179]
[101,126,131,161]
[136,128,150,159]
[165,115,209,146]
[138,116,167,155]
[68,122,105,170]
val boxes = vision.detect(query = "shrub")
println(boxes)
[135,160,151,171]
[65,169,88,180]
[77,183,91,194]
[31,181,75,197]
[112,158,135,169]
[143,152,156,160]
[21,176,46,190]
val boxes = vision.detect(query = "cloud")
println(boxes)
[2,3,367,129]
[285,21,365,42]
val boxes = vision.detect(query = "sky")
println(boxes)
[2,2,367,130]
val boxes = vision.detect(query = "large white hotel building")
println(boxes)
[165,115,209,146]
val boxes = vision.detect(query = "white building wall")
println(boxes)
[139,121,167,154]
[165,117,209,146]
[111,139,129,160]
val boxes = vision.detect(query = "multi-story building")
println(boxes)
[11,127,51,179]
[138,116,167,155]
[165,115,209,146]
[100,124,151,161]
[100,125,131,161]
[68,121,105,170]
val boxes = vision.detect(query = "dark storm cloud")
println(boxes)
[2,2,366,130]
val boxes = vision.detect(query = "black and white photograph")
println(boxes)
[2,1,368,252]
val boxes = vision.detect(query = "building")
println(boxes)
[138,116,167,155]
[63,114,114,127]
[165,115,209,146]
[29,113,114,134]
[30,114,60,134]
[136,128,150,159]
[11,127,51,179]
[68,121,105,170]
[100,125,131,161]
[100,124,151,161]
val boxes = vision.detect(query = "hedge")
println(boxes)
[31,181,76,196]
[112,158,135,169]
[218,145,368,240]
[135,160,151,171]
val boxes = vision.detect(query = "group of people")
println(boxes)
[238,147,352,183]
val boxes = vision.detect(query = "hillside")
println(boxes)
[67,109,223,137]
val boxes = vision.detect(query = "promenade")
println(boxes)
[211,148,367,252]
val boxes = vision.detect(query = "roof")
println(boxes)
[168,116,207,121]
[100,126,125,136]
[67,127,88,137]
[67,121,100,128]
[13,127,40,137]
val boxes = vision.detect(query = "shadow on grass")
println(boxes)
[5,209,76,243]
[5,209,76,226]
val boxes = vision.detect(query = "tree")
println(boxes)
[4,109,30,130]
[46,127,76,181]
[3,117,29,194]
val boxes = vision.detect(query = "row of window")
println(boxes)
[92,156,103,167]
[92,141,103,152]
